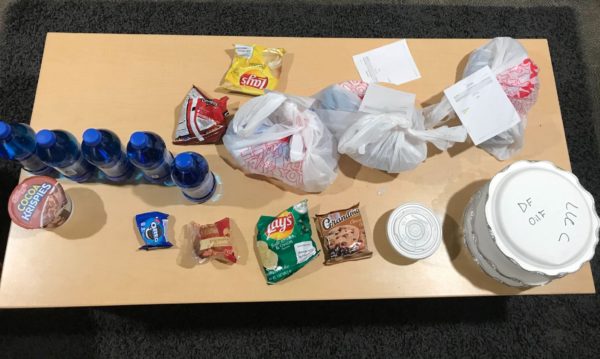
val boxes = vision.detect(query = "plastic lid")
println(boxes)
[0,121,11,139]
[36,130,57,148]
[175,152,194,170]
[130,132,149,150]
[387,203,442,259]
[82,129,102,146]
[486,160,600,276]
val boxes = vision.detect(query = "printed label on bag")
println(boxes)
[294,241,317,264]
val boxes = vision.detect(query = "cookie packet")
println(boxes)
[180,218,237,264]
[173,86,229,145]
[314,203,372,265]
[256,200,319,284]
[136,211,172,250]
[221,44,286,96]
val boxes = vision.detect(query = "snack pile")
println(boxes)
[9,37,594,293]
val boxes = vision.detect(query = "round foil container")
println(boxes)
[8,176,72,229]
[387,203,442,260]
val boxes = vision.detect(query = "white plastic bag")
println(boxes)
[312,84,467,173]
[423,37,540,160]
[222,92,339,192]
[311,84,364,139]
[337,108,467,173]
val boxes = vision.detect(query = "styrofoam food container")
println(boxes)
[464,160,599,287]
[463,185,528,287]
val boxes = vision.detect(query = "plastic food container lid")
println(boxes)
[387,203,442,259]
[485,160,600,276]
[8,176,72,229]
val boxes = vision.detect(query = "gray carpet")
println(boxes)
[0,1,599,357]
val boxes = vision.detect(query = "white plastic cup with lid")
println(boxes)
[386,203,442,260]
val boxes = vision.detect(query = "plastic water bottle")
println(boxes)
[126,131,174,185]
[35,129,95,182]
[171,152,216,203]
[81,128,134,182]
[0,121,53,175]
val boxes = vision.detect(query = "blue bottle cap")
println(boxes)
[0,121,11,140]
[36,130,57,148]
[82,128,102,146]
[175,152,194,170]
[130,132,149,150]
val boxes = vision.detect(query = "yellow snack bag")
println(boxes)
[221,44,286,96]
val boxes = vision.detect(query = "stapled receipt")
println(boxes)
[353,40,421,85]
[444,66,521,145]
[358,83,416,117]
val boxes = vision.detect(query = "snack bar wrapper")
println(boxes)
[173,86,229,145]
[187,218,237,264]
[221,44,286,96]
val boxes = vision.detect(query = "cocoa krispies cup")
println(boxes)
[8,176,72,229]
[314,203,373,265]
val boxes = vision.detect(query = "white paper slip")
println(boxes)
[358,83,416,117]
[444,66,521,145]
[353,40,421,85]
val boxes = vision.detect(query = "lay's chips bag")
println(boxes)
[221,44,286,96]
[256,200,319,284]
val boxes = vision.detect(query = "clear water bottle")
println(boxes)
[82,128,134,183]
[171,152,216,203]
[0,120,54,175]
[126,131,174,185]
[35,129,95,182]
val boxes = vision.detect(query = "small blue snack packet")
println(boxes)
[135,211,172,250]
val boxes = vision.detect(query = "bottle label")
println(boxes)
[100,155,130,178]
[144,151,173,180]
[19,153,48,173]
[58,156,90,177]
[182,172,215,200]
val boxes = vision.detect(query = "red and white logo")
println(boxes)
[240,73,269,90]
[266,212,294,240]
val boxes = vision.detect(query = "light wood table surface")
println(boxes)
[0,33,594,308]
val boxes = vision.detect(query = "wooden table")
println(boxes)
[0,33,594,308]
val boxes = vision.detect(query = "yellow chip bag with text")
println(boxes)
[221,44,285,96]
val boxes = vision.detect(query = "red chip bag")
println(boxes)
[173,86,229,145]
[190,218,237,264]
